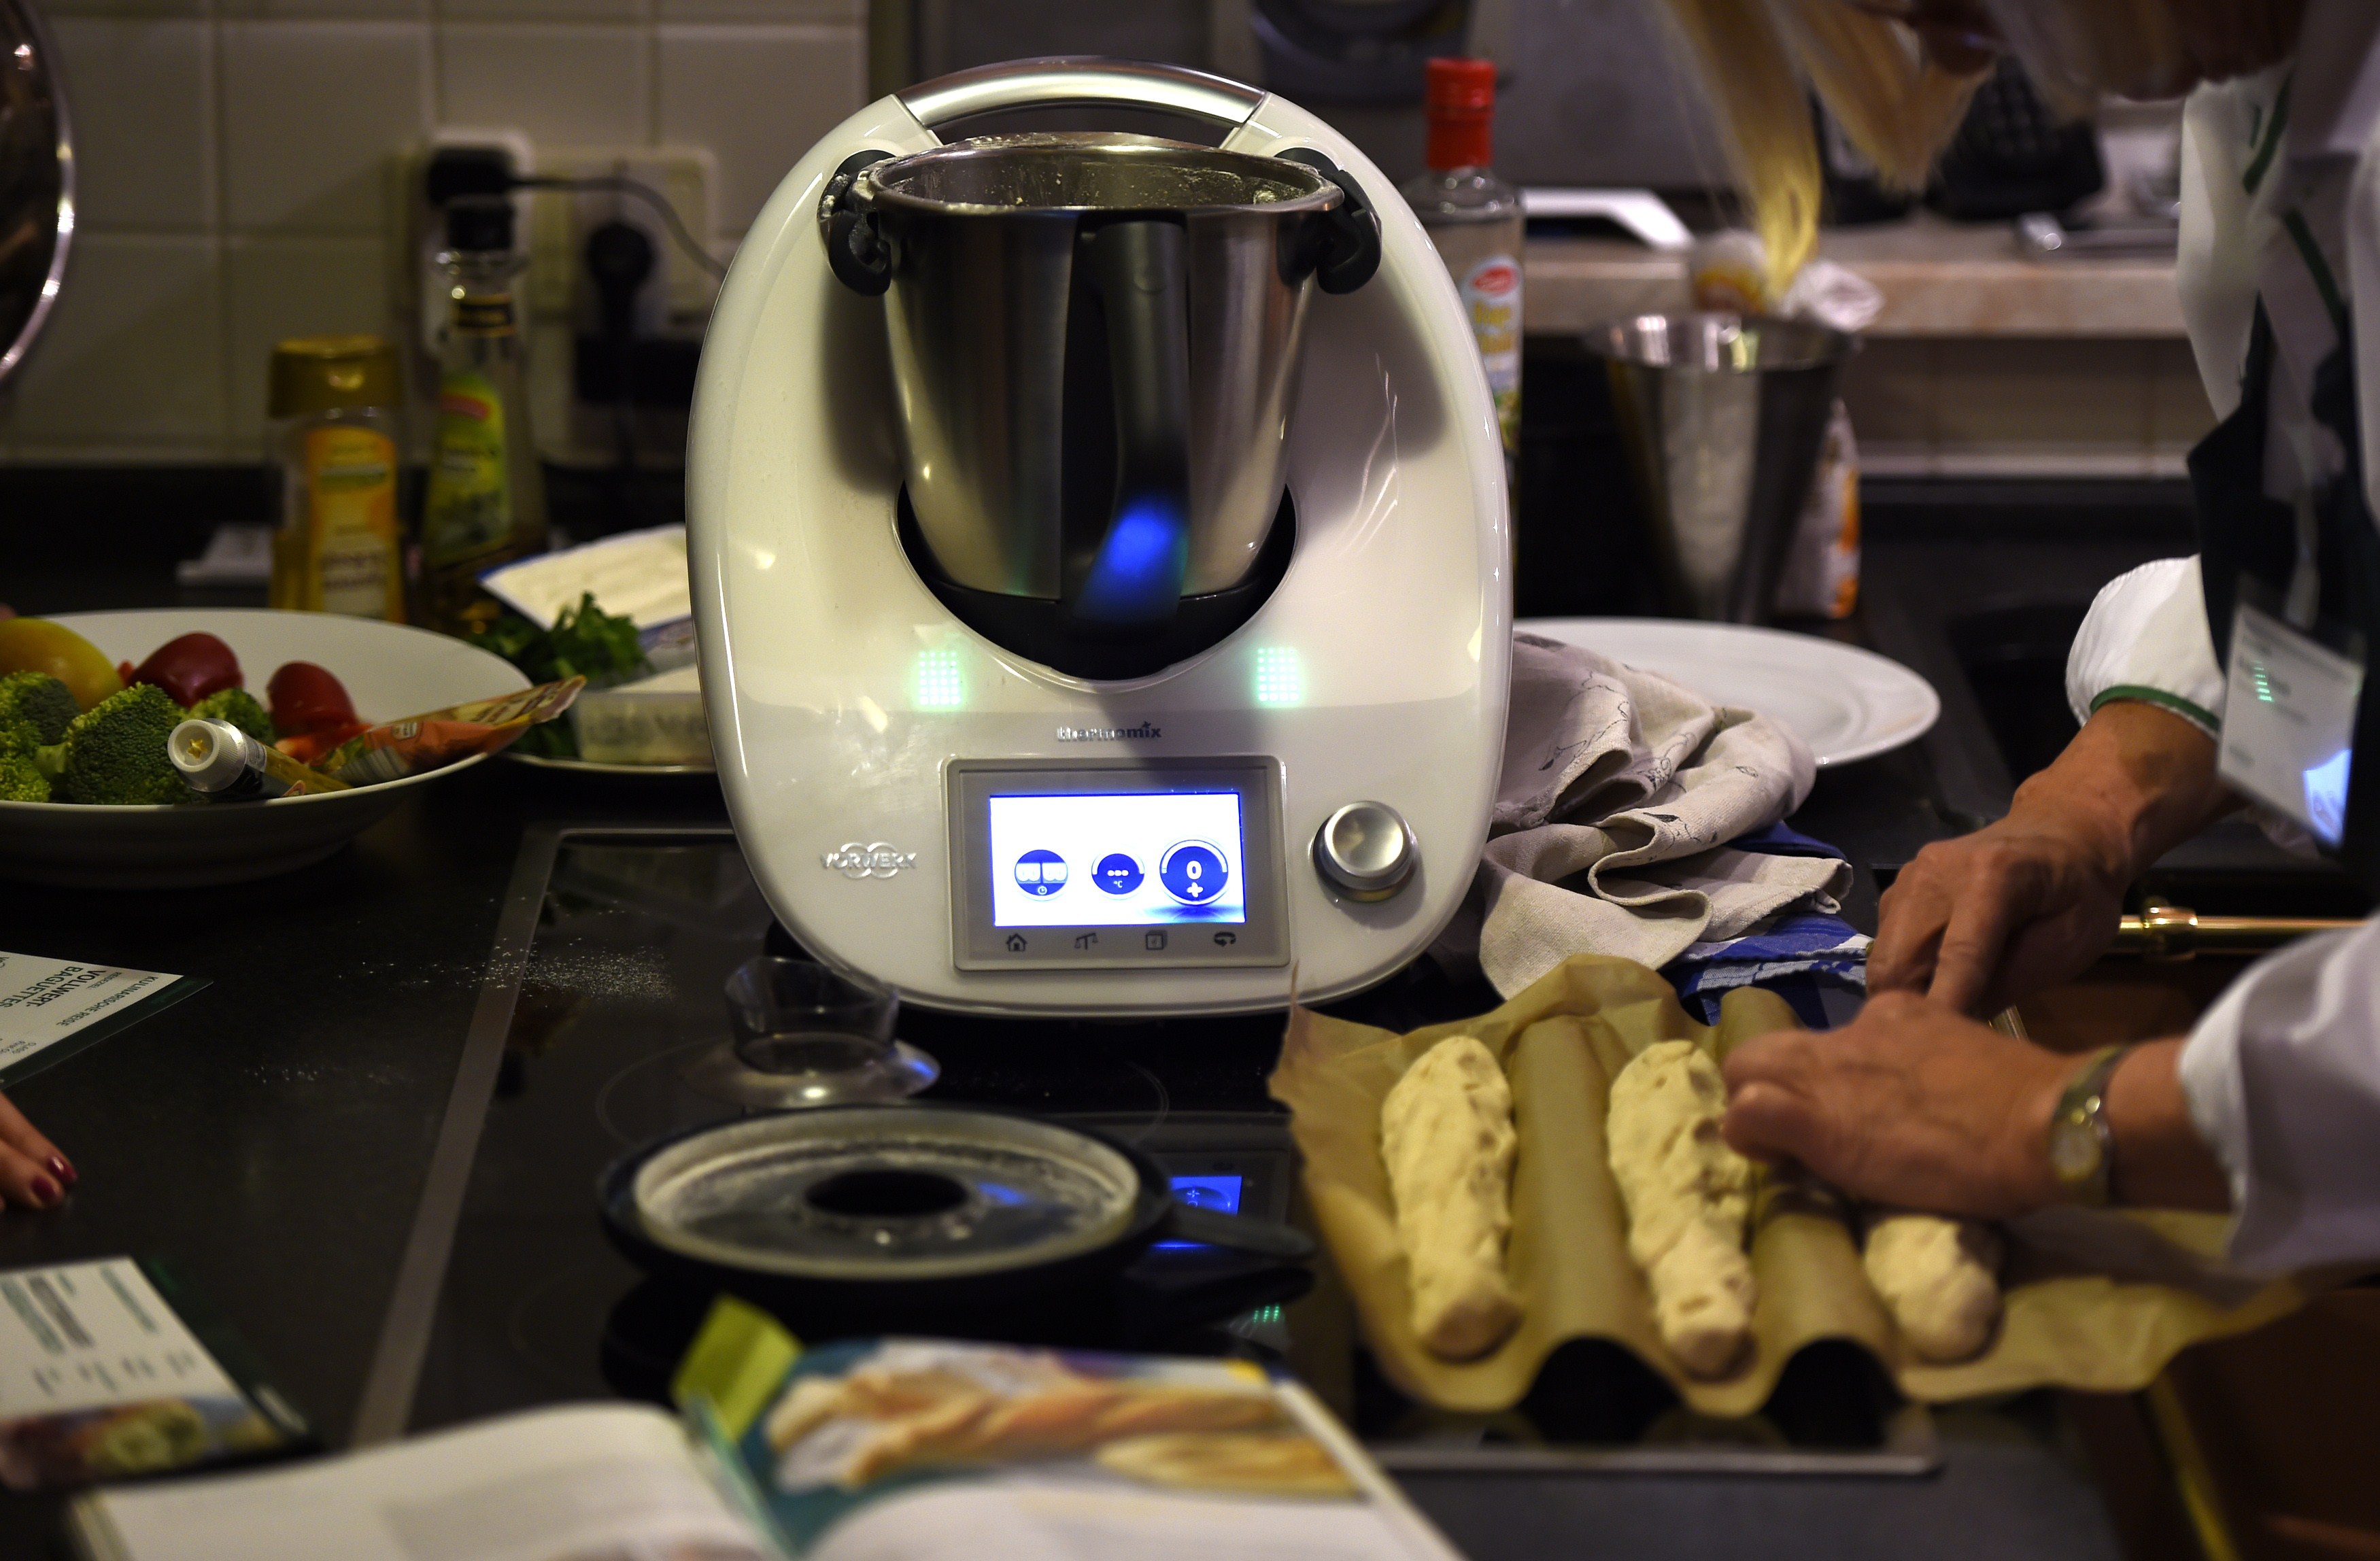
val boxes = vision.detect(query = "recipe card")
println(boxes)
[0,1258,309,1490]
[0,952,205,1088]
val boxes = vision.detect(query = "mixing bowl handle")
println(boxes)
[1276,149,1380,296]
[817,150,894,296]
[899,57,1265,133]
[1064,218,1193,629]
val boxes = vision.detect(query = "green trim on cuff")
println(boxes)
[2243,72,2292,194]
[2089,685,2221,734]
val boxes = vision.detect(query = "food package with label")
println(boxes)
[316,677,584,784]
[568,663,711,767]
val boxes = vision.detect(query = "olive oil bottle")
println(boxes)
[1399,58,1523,478]
[420,195,547,636]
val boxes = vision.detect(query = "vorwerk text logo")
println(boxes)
[821,842,917,879]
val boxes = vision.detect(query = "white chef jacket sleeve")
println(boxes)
[2177,914,2380,1273]
[2064,556,2228,734]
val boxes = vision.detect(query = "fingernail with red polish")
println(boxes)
[48,1156,74,1186]
[29,1175,59,1206]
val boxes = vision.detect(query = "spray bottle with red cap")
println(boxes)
[1400,57,1523,478]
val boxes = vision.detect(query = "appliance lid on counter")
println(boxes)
[617,1105,1145,1282]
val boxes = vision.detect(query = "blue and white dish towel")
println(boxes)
[1663,823,1869,1027]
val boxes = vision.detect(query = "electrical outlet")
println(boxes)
[525,147,717,330]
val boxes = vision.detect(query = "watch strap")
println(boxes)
[2050,1044,2132,1207]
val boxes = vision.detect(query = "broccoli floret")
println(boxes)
[186,686,272,743]
[0,724,50,802]
[0,671,78,747]
[39,684,188,805]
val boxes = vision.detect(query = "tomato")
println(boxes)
[129,632,243,706]
[267,661,358,738]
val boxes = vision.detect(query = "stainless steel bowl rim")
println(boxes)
[1582,311,1858,373]
[857,132,1343,218]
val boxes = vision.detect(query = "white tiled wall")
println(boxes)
[0,0,866,463]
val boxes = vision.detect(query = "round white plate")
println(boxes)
[1,608,528,887]
[507,751,715,778]
[1517,617,1940,768]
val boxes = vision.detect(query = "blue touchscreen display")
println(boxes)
[987,790,1246,929]
[1156,1174,1246,1248]
[1167,1174,1244,1215]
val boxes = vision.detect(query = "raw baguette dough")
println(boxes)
[1863,1210,2003,1362]
[1606,1040,1756,1377]
[1380,1035,1523,1360]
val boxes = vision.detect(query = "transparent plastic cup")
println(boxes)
[700,957,936,1108]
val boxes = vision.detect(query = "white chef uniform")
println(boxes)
[2063,0,2380,1274]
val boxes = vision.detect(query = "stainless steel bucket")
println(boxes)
[1587,313,1854,624]
[822,133,1374,632]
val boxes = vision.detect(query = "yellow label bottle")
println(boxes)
[267,335,406,621]
[420,196,547,637]
[425,368,511,559]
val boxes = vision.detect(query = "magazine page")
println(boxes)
[725,1338,1460,1561]
[0,1258,305,1490]
[75,1403,769,1561]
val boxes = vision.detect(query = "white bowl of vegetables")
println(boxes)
[0,608,527,888]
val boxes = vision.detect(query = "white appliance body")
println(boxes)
[687,62,1511,1016]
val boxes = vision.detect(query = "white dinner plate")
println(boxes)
[0,608,528,887]
[1517,617,1940,768]
[507,751,715,778]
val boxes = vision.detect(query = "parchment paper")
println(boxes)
[1269,955,2307,1415]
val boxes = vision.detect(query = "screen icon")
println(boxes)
[1013,848,1068,897]
[1144,930,1168,950]
[1091,852,1144,895]
[1168,1175,1244,1215]
[1157,840,1228,905]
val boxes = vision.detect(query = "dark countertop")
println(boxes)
[0,741,2069,1560]
[0,764,730,1551]
[0,477,2220,1560]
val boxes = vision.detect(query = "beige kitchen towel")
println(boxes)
[1434,630,1848,995]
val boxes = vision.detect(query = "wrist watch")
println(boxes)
[2047,1045,2134,1207]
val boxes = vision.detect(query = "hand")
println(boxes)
[1871,701,2234,1015]
[0,1091,73,1210]
[1721,992,2069,1220]
[1870,809,2131,1016]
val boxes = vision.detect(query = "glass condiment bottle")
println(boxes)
[267,334,405,621]
[420,195,547,637]
[1400,57,1523,475]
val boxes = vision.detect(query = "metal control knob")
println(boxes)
[1312,802,1417,902]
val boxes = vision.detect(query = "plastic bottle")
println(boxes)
[266,335,405,621]
[420,195,547,637]
[1400,58,1523,473]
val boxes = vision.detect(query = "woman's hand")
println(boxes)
[0,1091,73,1210]
[1722,994,2232,1218]
[1871,700,2236,1015]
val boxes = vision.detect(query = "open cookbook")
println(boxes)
[68,1300,1462,1561]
